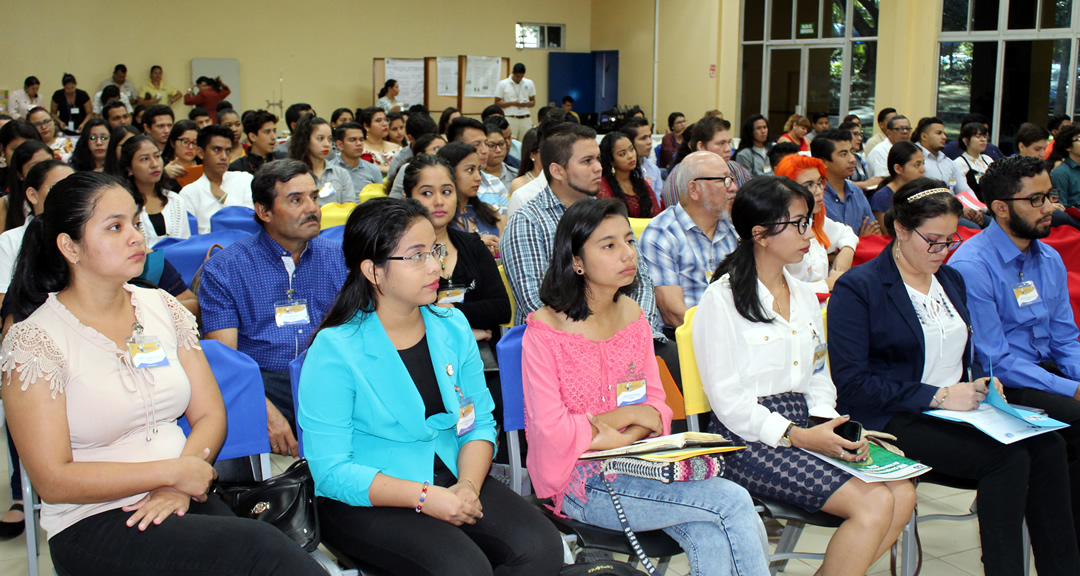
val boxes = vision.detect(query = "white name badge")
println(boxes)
[813,343,828,374]
[616,379,647,407]
[1013,281,1039,308]
[274,300,311,327]
[318,183,336,199]
[438,287,467,304]
[126,335,170,368]
[457,397,476,436]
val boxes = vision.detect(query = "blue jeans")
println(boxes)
[562,473,770,576]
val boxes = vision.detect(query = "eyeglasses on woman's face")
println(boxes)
[386,243,447,268]
[765,215,813,235]
[912,228,963,253]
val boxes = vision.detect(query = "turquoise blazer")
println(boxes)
[298,306,497,507]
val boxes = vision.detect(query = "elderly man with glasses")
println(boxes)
[951,155,1080,550]
[866,114,912,178]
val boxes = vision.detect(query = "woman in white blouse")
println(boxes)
[117,135,191,247]
[693,176,916,576]
[953,122,993,199]
[775,154,859,294]
[1,171,323,575]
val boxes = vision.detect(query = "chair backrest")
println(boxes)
[321,202,357,229]
[320,224,345,245]
[359,183,387,203]
[495,325,527,432]
[187,212,198,236]
[498,264,514,327]
[179,340,271,460]
[628,217,650,240]
[288,350,309,457]
[675,306,712,417]
[158,229,253,286]
[210,206,260,235]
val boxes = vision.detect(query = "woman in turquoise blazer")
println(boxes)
[298,198,561,575]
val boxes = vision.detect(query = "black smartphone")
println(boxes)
[807,416,863,453]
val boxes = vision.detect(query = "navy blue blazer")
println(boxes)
[827,245,979,431]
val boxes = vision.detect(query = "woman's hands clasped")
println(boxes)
[123,448,217,530]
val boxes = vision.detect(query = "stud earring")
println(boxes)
[575,268,584,275]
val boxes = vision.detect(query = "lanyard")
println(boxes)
[281,256,297,299]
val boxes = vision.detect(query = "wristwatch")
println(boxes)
[778,422,795,448]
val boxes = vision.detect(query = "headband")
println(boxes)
[905,188,951,203]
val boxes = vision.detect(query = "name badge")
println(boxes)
[948,178,957,192]
[317,183,336,199]
[813,343,828,374]
[438,287,467,304]
[274,299,311,327]
[126,335,170,368]
[616,379,647,407]
[457,396,476,436]
[1013,281,1039,308]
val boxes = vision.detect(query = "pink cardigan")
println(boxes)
[522,311,673,514]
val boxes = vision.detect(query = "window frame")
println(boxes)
[515,23,566,51]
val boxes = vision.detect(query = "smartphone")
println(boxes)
[807,416,863,453]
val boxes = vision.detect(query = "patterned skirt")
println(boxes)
[708,391,850,513]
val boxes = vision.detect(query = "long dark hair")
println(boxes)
[378,79,397,99]
[438,107,459,136]
[288,115,330,169]
[1047,123,1080,169]
[162,120,200,165]
[68,118,110,172]
[104,125,140,176]
[736,114,770,155]
[599,132,653,217]
[713,176,814,324]
[6,140,54,231]
[879,141,922,189]
[437,142,500,227]
[884,178,963,237]
[403,154,455,198]
[540,199,636,321]
[119,135,168,204]
[317,198,439,333]
[8,172,134,322]
[195,76,223,92]
[516,127,539,178]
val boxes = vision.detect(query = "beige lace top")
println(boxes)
[1,285,201,538]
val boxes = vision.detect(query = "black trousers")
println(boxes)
[318,475,563,576]
[49,494,325,576]
[1002,384,1080,550]
[884,413,1080,576]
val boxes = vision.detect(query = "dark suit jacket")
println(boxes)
[828,244,978,431]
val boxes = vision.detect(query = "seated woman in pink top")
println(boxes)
[522,199,769,575]
[0,171,323,576]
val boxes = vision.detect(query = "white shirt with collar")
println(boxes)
[866,140,894,178]
[506,172,548,218]
[494,77,535,117]
[785,217,859,295]
[0,218,31,293]
[918,144,974,196]
[179,172,254,234]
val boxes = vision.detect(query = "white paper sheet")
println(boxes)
[437,57,458,97]
[464,56,501,98]
[384,59,425,109]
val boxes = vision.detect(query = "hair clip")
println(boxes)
[906,188,951,203]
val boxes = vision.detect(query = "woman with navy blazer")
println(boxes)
[297,198,561,575]
[828,179,1079,576]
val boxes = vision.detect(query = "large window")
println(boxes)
[937,0,1077,153]
[740,0,879,135]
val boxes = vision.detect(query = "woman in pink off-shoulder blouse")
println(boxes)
[522,199,769,576]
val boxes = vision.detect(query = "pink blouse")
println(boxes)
[522,310,673,514]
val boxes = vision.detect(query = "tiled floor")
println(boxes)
[0,427,1033,576]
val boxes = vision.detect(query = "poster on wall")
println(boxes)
[384,59,425,108]
[464,56,501,98]
[437,57,458,97]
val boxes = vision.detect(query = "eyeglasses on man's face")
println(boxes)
[694,176,735,189]
[996,189,1060,208]
[386,243,448,268]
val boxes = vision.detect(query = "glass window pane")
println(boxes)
[848,41,878,129]
[942,0,969,31]
[741,45,765,125]
[972,0,1000,30]
[999,39,1071,154]
[807,47,843,125]
[744,0,765,41]
[772,0,794,40]
[853,0,878,37]
[824,0,846,38]
[768,48,802,134]
[1041,0,1072,28]
[797,0,820,38]
[1008,0,1037,29]
[936,42,997,141]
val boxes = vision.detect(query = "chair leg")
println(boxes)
[900,511,918,576]
[770,521,804,576]
[507,431,530,496]
[687,414,701,433]
[1022,520,1031,576]
[655,556,671,574]
[21,466,38,576]
[258,453,272,481]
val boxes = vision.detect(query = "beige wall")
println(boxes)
[590,0,657,120]
[876,0,943,124]
[0,0,590,127]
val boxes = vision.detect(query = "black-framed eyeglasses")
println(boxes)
[765,215,812,235]
[694,176,735,188]
[912,228,963,253]
[386,243,447,268]
[996,190,1060,208]
[799,178,827,191]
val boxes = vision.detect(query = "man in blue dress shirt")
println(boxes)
[950,155,1080,543]
[200,159,348,458]
[812,129,881,236]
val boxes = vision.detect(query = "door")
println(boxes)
[594,50,619,113]
[548,52,596,114]
[765,45,843,133]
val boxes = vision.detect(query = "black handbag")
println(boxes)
[212,459,320,552]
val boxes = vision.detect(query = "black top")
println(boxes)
[228,151,285,175]
[440,227,511,332]
[397,334,452,479]
[50,89,90,125]
[147,212,167,236]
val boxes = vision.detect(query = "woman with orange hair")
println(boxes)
[776,114,811,152]
[775,154,859,294]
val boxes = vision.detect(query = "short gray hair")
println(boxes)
[252,159,312,212]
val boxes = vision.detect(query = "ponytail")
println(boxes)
[9,217,68,322]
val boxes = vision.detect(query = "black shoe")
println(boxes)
[0,503,25,539]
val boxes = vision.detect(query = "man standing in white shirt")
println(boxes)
[181,125,254,233]
[494,63,536,140]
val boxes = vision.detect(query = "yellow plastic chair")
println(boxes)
[628,217,651,240]
[499,264,514,328]
[674,306,710,432]
[320,202,357,230]
[359,183,388,204]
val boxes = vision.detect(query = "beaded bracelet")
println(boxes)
[415,481,430,513]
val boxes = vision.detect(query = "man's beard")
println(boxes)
[1006,204,1051,240]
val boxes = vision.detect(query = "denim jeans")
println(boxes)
[562,473,770,576]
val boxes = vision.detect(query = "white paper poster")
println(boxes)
[384,58,425,108]
[437,57,458,97]
[464,56,501,98]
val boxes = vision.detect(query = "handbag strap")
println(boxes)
[599,473,659,576]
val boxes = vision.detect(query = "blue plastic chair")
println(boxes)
[158,229,252,285]
[210,206,261,235]
[187,212,198,236]
[321,224,345,244]
[288,350,308,458]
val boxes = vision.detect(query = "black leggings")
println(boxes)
[318,476,563,576]
[884,413,1080,576]
[49,495,325,576]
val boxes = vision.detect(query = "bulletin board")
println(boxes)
[456,56,510,116]
[371,58,425,110]
[373,56,509,117]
